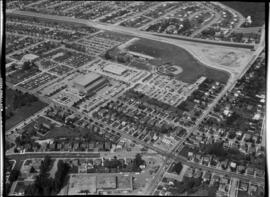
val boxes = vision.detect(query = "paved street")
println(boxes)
[5,8,266,194]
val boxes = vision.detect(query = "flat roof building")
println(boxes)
[74,72,102,89]
[67,174,133,195]
[103,64,127,76]
[73,72,108,95]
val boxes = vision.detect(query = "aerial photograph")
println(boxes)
[3,1,266,196]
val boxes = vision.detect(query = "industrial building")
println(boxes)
[68,174,133,195]
[103,64,127,76]
[73,72,108,95]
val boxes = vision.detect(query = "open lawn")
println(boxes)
[44,126,87,138]
[96,30,133,42]
[127,38,229,84]
[221,2,265,27]
[5,88,47,130]
[6,102,47,130]
[44,126,105,142]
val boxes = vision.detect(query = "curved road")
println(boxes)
[5,8,266,192]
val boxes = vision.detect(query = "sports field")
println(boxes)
[127,38,230,84]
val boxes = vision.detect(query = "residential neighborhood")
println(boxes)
[4,1,266,196]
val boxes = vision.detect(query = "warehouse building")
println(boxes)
[73,72,108,95]
[103,64,127,76]
[67,174,133,195]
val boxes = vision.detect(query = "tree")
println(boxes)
[174,181,186,193]
[25,156,70,196]
[208,184,218,197]
[9,63,16,71]
[6,111,14,119]
[54,160,70,193]
[172,162,183,174]
[22,61,31,70]
[182,19,191,32]
[40,155,52,175]
[15,136,21,146]
[228,132,236,139]
[5,160,12,171]
[204,142,227,158]
[80,190,90,195]
[132,154,144,171]
[14,148,19,153]
[30,166,37,173]
[25,184,40,196]
[9,169,20,182]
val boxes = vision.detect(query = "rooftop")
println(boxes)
[74,72,102,87]
[22,53,39,61]
[103,64,127,75]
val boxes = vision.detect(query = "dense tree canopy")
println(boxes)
[25,157,70,196]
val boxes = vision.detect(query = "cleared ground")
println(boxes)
[127,38,230,84]
[198,47,251,68]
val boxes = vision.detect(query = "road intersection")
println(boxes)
[5,8,266,194]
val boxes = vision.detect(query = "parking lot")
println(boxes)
[19,72,58,91]
[75,35,122,57]
[44,48,94,68]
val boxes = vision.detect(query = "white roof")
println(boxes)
[74,72,101,87]
[22,53,39,61]
[253,113,261,120]
[223,109,230,116]
[103,64,127,75]
[230,162,237,168]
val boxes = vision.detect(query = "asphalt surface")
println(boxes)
[10,10,255,50]
[5,8,266,193]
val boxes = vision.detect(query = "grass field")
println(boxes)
[44,126,86,138]
[127,38,230,84]
[5,88,47,130]
[44,126,105,142]
[221,2,265,27]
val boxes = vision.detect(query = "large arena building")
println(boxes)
[103,64,127,76]
[73,72,107,95]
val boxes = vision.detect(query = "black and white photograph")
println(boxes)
[1,1,267,196]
